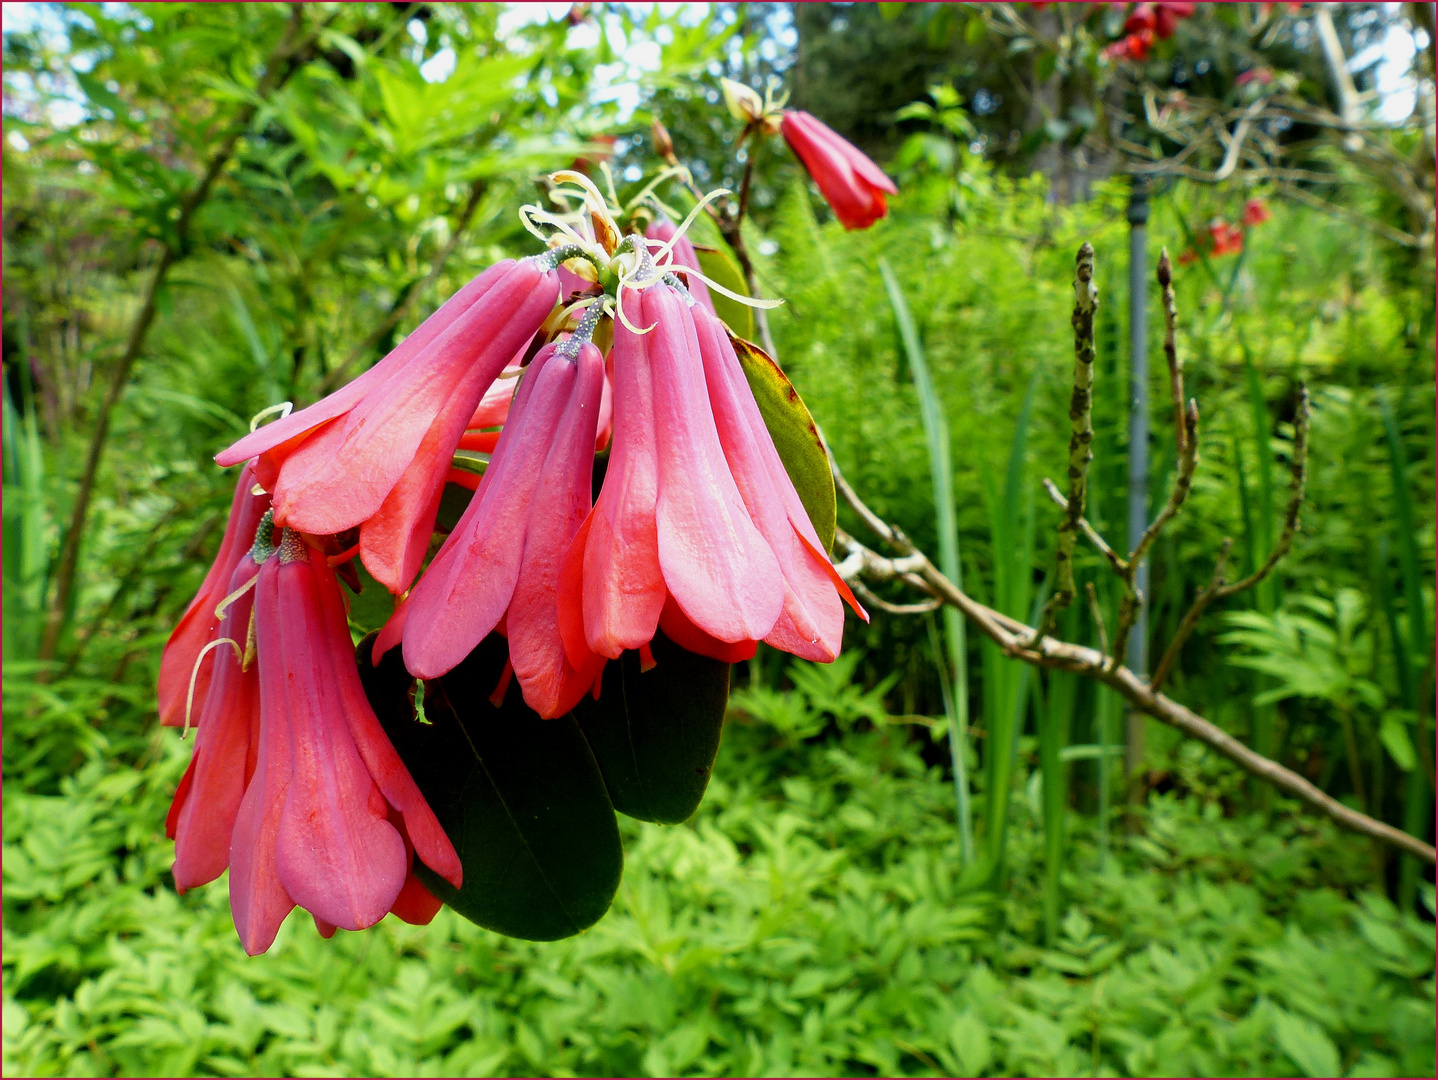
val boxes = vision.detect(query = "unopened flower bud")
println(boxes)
[720,77,764,124]
[651,118,676,163]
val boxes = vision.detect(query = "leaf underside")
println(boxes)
[357,627,731,939]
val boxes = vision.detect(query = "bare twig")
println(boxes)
[1149,538,1231,694]
[829,452,1434,864]
[1035,242,1098,640]
[39,5,327,666]
[1042,478,1127,575]
[850,578,942,615]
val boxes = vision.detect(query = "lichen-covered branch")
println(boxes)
[1035,243,1098,640]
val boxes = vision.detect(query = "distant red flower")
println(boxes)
[572,133,617,175]
[1242,197,1272,227]
[1235,67,1275,87]
[1154,1,1195,38]
[1208,219,1244,256]
[780,110,898,231]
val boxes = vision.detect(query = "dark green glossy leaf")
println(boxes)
[694,244,754,341]
[728,334,837,552]
[357,632,622,942]
[573,629,729,825]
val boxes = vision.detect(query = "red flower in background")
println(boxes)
[1208,219,1244,256]
[1103,1,1194,60]
[780,110,898,231]
[1235,67,1275,87]
[1242,197,1272,227]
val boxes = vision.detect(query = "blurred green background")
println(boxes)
[4,3,1434,1076]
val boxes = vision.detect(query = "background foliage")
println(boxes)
[4,3,1434,1077]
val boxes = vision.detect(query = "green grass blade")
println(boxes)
[880,258,973,862]
[1041,604,1079,942]
[1381,396,1430,669]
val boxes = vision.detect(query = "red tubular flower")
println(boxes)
[559,291,666,660]
[646,217,715,315]
[690,303,867,661]
[216,257,560,595]
[400,333,608,717]
[779,111,897,231]
[560,284,786,666]
[166,517,272,891]
[229,529,461,955]
[157,463,270,727]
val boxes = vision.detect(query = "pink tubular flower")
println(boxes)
[157,463,270,727]
[399,331,608,717]
[560,284,786,666]
[780,110,897,231]
[228,528,461,955]
[215,257,560,595]
[646,217,715,315]
[166,517,271,891]
[690,303,866,661]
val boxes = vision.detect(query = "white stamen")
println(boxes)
[183,636,242,739]
[650,188,730,267]
[214,574,259,621]
[623,165,693,212]
[248,401,293,433]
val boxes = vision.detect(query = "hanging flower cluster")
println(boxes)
[162,166,867,952]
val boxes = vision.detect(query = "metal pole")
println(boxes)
[1125,175,1150,786]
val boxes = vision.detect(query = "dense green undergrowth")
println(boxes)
[5,657,1434,1078]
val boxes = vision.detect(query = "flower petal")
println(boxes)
[313,551,462,889]
[647,286,783,644]
[217,262,513,468]
[263,552,407,932]
[172,558,263,892]
[158,463,268,727]
[691,305,847,661]
[572,291,665,658]
[402,344,570,679]
[508,341,608,718]
[271,260,558,535]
